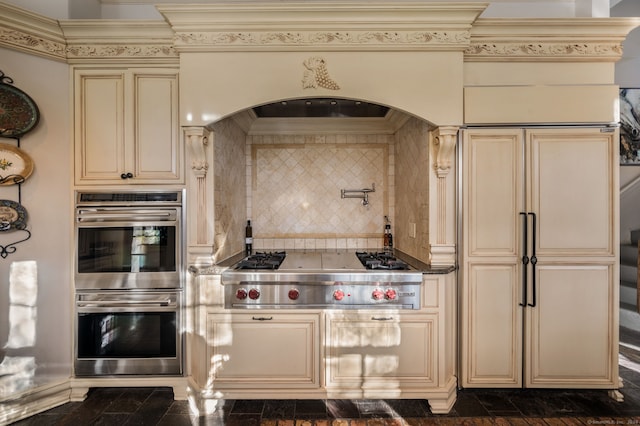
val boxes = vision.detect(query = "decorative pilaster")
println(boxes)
[430,126,458,267]
[184,126,214,263]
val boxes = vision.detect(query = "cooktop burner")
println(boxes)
[237,251,286,270]
[356,251,410,270]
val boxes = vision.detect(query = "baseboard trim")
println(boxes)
[0,379,72,425]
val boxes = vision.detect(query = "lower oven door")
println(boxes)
[75,290,182,376]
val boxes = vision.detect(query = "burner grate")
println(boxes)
[237,251,286,270]
[355,251,409,270]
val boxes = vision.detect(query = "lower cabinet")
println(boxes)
[325,312,437,395]
[193,272,457,413]
[206,312,320,389]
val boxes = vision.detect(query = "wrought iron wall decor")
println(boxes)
[0,71,40,138]
[0,70,37,257]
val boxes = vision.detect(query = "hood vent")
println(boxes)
[253,98,389,118]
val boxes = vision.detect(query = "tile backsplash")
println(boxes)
[212,117,430,260]
[247,134,393,250]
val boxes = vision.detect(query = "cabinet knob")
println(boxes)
[120,172,133,179]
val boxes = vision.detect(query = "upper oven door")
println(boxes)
[75,207,181,290]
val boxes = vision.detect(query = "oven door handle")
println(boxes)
[77,211,176,222]
[77,299,175,308]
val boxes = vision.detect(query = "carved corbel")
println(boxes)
[430,126,459,267]
[184,127,210,178]
[184,127,212,247]
[433,126,458,178]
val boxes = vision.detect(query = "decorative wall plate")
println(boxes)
[0,74,40,138]
[0,143,34,185]
[0,199,27,231]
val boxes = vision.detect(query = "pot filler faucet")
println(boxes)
[341,183,375,206]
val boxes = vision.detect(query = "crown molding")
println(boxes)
[59,20,177,63]
[2,2,639,63]
[157,2,487,52]
[466,17,640,62]
[0,2,66,61]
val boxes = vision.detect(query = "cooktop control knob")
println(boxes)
[236,288,247,300]
[248,288,260,300]
[333,289,345,301]
[385,288,397,300]
[288,288,300,300]
[372,288,384,300]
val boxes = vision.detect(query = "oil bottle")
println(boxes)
[383,216,393,252]
[245,220,253,255]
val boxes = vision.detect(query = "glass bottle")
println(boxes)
[245,220,253,255]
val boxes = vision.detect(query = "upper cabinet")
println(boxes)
[73,67,182,185]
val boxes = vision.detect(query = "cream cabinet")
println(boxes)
[206,312,320,389]
[324,312,438,395]
[189,272,457,413]
[460,128,618,389]
[73,68,182,185]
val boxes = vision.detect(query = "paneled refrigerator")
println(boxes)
[460,127,619,393]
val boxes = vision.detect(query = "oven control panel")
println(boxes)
[224,282,421,309]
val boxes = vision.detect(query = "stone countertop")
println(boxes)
[189,249,456,276]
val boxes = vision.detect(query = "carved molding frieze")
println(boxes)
[66,44,177,60]
[173,31,471,51]
[465,42,624,61]
[0,28,66,61]
[466,18,639,62]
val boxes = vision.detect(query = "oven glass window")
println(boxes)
[77,312,177,358]
[78,226,176,273]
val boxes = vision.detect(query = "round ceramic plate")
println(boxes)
[0,83,40,138]
[0,143,34,185]
[0,199,27,231]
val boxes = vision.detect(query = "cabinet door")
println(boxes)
[525,128,617,387]
[460,129,524,387]
[74,70,126,183]
[526,264,616,387]
[527,128,615,256]
[131,70,182,183]
[74,68,182,185]
[325,312,437,395]
[207,312,320,388]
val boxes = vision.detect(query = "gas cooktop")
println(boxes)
[233,250,411,271]
[223,250,422,284]
[221,249,424,309]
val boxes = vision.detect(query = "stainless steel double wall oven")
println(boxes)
[74,190,184,377]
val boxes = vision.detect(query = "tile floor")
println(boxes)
[10,327,640,425]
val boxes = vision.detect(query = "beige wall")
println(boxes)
[0,47,72,388]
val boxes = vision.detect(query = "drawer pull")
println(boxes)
[252,316,273,321]
[371,316,393,321]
